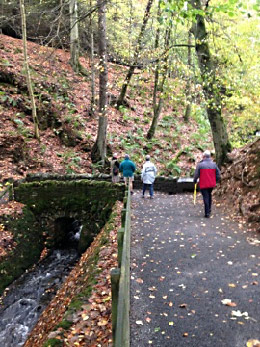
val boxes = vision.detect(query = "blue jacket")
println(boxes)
[119,158,136,177]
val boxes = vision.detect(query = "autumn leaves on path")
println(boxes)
[130,192,260,347]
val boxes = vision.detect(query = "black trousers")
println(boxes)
[200,188,213,217]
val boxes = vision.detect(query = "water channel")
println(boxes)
[0,224,81,346]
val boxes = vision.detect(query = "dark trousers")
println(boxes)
[200,188,213,217]
[142,183,154,197]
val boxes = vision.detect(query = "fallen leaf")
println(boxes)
[228,283,236,288]
[136,278,143,284]
[221,299,237,307]
[231,310,248,318]
[136,320,143,325]
[247,339,260,347]
[97,319,108,326]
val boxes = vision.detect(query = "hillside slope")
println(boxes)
[0,34,211,182]
[216,138,260,232]
[1,34,259,231]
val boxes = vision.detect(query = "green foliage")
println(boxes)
[12,117,33,139]
[166,160,181,176]
[191,105,211,136]
[0,58,11,66]
[1,94,17,106]
[57,150,82,174]
[91,160,104,175]
[119,105,131,122]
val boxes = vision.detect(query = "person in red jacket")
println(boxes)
[193,150,221,218]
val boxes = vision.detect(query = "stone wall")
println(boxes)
[23,173,195,194]
[0,180,125,294]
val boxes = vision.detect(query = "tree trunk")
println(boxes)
[69,0,80,73]
[116,0,154,108]
[184,28,192,122]
[19,0,40,141]
[147,10,172,140]
[89,0,96,115]
[190,0,231,166]
[147,99,164,139]
[91,0,108,165]
[152,0,161,108]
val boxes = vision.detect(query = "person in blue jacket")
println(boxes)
[119,154,136,194]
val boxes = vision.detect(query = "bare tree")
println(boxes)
[69,0,80,72]
[147,6,172,140]
[91,0,108,165]
[19,0,40,141]
[116,0,154,108]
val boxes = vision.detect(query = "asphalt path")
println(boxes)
[130,192,260,347]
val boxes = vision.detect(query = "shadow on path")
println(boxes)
[130,192,260,347]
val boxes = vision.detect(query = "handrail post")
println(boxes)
[121,208,126,227]
[117,228,125,268]
[111,268,121,343]
[114,183,131,347]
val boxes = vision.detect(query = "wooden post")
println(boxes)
[111,268,121,343]
[121,209,126,227]
[117,228,125,268]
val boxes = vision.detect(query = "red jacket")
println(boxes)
[193,158,221,189]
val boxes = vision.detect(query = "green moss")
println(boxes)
[43,338,63,347]
[56,320,73,330]
[11,179,124,254]
[0,208,44,294]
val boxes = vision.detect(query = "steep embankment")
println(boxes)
[216,138,260,232]
[0,34,210,182]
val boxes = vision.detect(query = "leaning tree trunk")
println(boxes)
[69,0,80,72]
[116,0,154,108]
[91,0,108,165]
[19,0,40,141]
[147,10,172,140]
[190,0,231,166]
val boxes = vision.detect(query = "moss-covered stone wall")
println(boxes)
[0,208,44,293]
[0,179,124,294]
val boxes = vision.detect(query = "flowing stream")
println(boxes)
[0,230,81,346]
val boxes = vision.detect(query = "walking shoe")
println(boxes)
[150,196,154,199]
[204,214,210,218]
[141,195,145,198]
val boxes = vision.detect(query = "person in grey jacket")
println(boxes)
[141,155,157,198]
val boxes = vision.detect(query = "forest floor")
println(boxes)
[130,192,260,347]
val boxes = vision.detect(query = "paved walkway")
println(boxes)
[130,192,260,347]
